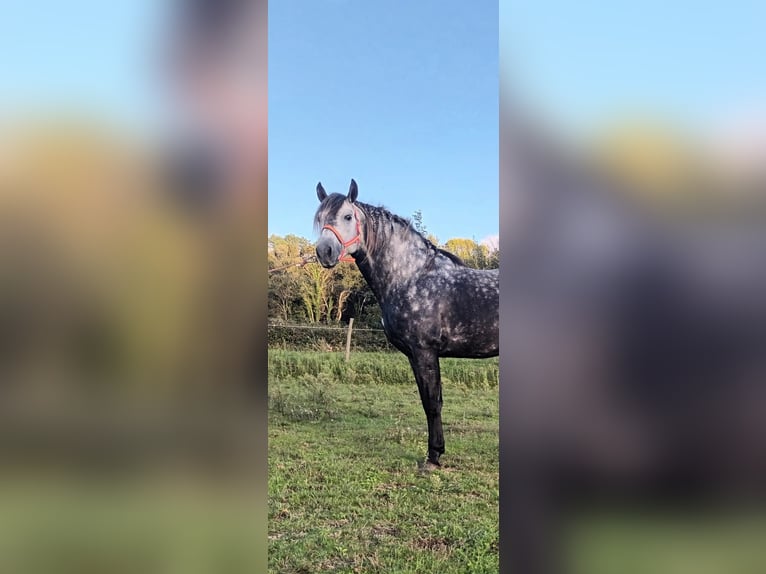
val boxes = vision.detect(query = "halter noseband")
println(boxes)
[322,208,362,263]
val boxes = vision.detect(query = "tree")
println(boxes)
[443,238,479,265]
[469,241,490,269]
[268,269,300,322]
[330,261,367,322]
[299,264,331,323]
[487,247,500,270]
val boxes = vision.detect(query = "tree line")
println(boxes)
[268,231,499,328]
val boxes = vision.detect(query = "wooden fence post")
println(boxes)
[345,318,354,362]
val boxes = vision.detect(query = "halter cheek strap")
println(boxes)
[322,208,362,263]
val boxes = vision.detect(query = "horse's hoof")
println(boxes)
[419,460,441,472]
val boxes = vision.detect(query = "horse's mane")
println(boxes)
[357,202,467,267]
[436,246,466,266]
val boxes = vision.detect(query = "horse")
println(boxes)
[314,179,499,467]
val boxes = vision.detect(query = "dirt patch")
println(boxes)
[410,536,454,555]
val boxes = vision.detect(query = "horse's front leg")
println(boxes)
[408,350,444,466]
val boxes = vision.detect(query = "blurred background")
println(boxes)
[0,1,267,572]
[4,0,764,571]
[500,1,765,572]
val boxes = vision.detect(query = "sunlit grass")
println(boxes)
[268,351,499,573]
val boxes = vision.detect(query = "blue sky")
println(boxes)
[2,1,763,243]
[268,1,499,244]
[0,1,164,134]
[501,0,766,135]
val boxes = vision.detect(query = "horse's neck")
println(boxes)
[355,217,431,302]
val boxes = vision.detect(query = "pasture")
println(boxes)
[268,350,500,573]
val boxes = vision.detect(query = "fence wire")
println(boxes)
[267,322,394,352]
[268,323,385,332]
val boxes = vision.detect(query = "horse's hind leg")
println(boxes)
[408,350,444,466]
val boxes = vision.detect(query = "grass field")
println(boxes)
[268,350,499,573]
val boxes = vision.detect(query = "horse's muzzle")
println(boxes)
[316,238,340,268]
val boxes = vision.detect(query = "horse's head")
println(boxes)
[314,179,363,267]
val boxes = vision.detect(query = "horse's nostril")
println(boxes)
[318,243,332,260]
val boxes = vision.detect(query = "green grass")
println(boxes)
[268,350,499,390]
[268,350,499,573]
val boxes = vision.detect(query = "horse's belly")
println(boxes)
[380,296,499,358]
[440,331,499,358]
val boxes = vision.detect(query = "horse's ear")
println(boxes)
[347,179,358,203]
[316,182,327,202]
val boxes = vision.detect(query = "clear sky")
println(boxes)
[501,0,766,135]
[2,1,763,243]
[0,1,164,134]
[268,1,499,244]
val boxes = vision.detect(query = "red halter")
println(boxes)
[321,208,362,263]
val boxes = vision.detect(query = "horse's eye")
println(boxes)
[344,214,353,221]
